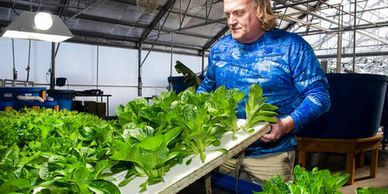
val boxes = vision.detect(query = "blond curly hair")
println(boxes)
[254,0,277,31]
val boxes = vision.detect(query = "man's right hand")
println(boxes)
[260,116,294,143]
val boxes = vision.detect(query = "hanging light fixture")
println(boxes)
[1,11,73,42]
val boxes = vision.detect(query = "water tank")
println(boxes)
[47,89,75,110]
[298,73,388,138]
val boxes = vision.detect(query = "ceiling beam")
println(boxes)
[140,0,176,42]
[57,0,70,17]
[0,0,222,52]
[277,0,328,31]
[0,1,213,40]
[64,0,107,22]
[317,51,388,59]
[76,14,212,39]
[70,29,203,51]
[0,18,202,52]
[273,0,320,10]
[275,0,388,44]
[112,0,225,26]
[324,5,388,17]
[300,20,388,35]
[282,15,331,32]
[64,35,202,56]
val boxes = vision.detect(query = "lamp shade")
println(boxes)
[1,11,73,42]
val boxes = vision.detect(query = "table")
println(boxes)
[297,135,383,184]
[144,96,155,104]
[74,94,112,116]
[113,120,270,194]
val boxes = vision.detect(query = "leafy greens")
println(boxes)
[0,83,277,193]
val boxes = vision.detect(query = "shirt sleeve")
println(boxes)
[288,37,331,130]
[196,49,217,93]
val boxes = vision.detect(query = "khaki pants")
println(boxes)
[219,151,295,185]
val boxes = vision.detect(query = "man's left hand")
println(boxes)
[260,116,295,143]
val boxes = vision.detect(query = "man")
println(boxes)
[197,0,331,185]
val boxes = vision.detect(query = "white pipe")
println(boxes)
[17,95,44,102]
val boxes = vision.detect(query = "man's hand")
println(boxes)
[260,116,295,143]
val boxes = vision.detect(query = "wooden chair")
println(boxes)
[297,135,383,184]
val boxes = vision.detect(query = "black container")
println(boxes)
[168,76,193,93]
[56,77,67,87]
[380,84,388,149]
[84,101,97,115]
[47,90,75,110]
[72,100,85,112]
[168,75,204,93]
[380,87,388,129]
[298,73,388,139]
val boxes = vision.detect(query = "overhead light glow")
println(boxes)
[34,12,53,30]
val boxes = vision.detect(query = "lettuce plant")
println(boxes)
[243,84,278,132]
[257,165,349,194]
[1,84,278,193]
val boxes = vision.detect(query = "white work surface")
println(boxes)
[113,120,270,194]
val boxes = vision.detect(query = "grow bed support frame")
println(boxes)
[297,135,383,184]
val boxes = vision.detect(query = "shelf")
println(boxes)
[73,93,112,116]
[113,120,270,194]
[74,94,112,97]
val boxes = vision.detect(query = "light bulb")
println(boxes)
[34,12,53,30]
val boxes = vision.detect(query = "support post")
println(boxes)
[336,5,343,73]
[50,42,56,90]
[138,43,142,97]
[201,50,205,77]
[352,0,357,71]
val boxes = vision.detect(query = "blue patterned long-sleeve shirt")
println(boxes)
[197,29,330,157]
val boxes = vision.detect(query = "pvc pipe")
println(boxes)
[17,95,44,102]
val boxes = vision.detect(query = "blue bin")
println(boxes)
[47,90,75,110]
[0,101,13,111]
[18,100,57,109]
[0,87,47,110]
[211,171,262,194]
[298,73,388,138]
[168,76,192,93]
[168,75,203,93]
[0,87,46,101]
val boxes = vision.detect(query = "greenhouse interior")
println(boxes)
[0,0,388,193]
